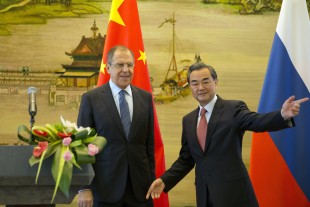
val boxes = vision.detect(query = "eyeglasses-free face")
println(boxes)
[189,68,217,107]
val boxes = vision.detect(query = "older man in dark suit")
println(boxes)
[78,45,155,207]
[146,61,309,207]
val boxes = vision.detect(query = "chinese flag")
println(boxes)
[97,0,169,206]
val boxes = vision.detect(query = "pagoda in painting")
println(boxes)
[60,20,106,87]
[49,20,106,106]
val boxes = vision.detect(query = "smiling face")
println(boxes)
[189,67,217,106]
[106,48,134,89]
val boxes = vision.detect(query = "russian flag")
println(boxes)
[249,0,310,206]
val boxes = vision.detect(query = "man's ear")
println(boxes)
[106,65,110,74]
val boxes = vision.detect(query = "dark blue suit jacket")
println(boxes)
[77,83,155,203]
[161,96,293,207]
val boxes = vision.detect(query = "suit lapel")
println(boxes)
[190,97,225,154]
[130,86,140,140]
[205,97,224,152]
[187,107,204,153]
[100,84,126,138]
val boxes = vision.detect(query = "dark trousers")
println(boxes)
[206,183,213,207]
[93,175,153,207]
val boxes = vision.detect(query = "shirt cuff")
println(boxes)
[78,189,91,194]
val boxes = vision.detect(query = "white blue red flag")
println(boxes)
[250,0,310,206]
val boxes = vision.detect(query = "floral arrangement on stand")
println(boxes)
[18,116,106,203]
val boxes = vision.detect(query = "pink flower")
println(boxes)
[88,144,99,156]
[62,137,72,146]
[63,151,72,161]
[33,141,48,158]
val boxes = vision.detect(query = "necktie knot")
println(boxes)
[120,89,126,96]
[200,108,207,116]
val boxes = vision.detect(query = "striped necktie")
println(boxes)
[119,90,131,138]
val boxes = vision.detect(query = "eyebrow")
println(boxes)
[191,77,210,82]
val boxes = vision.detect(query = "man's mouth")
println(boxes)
[120,75,130,78]
[198,92,207,96]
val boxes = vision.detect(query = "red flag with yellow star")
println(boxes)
[98,0,169,206]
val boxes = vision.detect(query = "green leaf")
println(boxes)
[31,126,54,142]
[91,136,107,150]
[69,153,82,170]
[45,124,60,140]
[72,129,89,140]
[34,149,48,184]
[54,123,65,132]
[88,128,96,137]
[58,161,73,197]
[81,136,96,144]
[73,136,107,165]
[51,145,67,203]
[70,139,82,148]
[17,125,37,145]
[74,145,95,164]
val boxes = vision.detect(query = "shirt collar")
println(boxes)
[109,80,132,98]
[199,95,217,115]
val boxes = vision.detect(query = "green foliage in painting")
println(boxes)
[203,0,310,15]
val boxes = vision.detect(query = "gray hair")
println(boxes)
[107,45,135,64]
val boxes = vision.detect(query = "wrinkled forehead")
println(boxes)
[112,50,134,62]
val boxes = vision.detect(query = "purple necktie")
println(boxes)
[197,108,207,151]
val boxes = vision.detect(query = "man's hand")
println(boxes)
[78,190,93,207]
[146,178,165,199]
[281,96,309,119]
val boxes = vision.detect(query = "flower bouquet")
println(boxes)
[17,116,106,203]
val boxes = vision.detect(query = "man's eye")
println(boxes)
[116,63,124,68]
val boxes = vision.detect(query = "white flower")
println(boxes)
[60,116,77,133]
[60,116,77,128]
[75,126,92,135]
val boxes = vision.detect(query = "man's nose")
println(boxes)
[198,82,205,89]
[121,66,130,72]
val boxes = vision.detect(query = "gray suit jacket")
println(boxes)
[77,83,155,203]
[161,96,293,207]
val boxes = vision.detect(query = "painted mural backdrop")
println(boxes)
[1,0,309,206]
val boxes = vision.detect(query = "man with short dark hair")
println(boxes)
[146,61,308,207]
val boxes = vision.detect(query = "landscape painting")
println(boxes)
[1,0,309,206]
